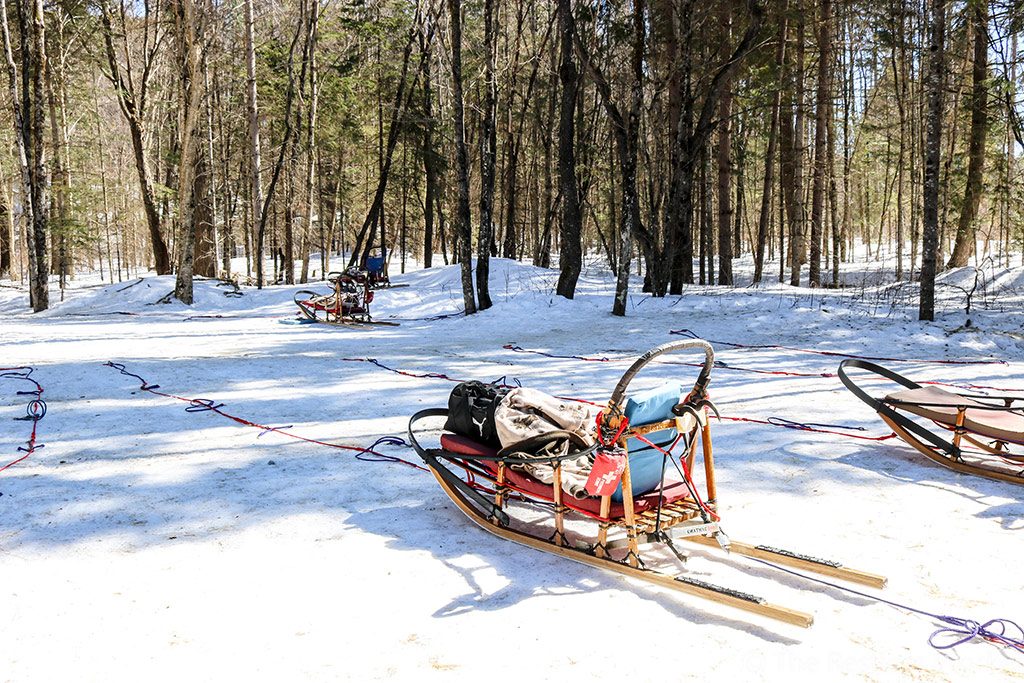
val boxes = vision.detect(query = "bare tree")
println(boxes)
[476,0,497,310]
[555,0,582,299]
[172,0,208,304]
[946,0,988,269]
[920,0,945,321]
[98,0,171,275]
[2,0,49,310]
[449,0,477,314]
[809,0,832,286]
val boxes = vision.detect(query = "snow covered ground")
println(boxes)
[1,255,1022,681]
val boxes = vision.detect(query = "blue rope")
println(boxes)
[746,556,1024,653]
[356,436,412,464]
[383,310,466,322]
[1,366,46,460]
[503,343,611,363]
[104,361,161,390]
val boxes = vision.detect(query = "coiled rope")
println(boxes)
[745,554,1024,654]
[1,366,46,473]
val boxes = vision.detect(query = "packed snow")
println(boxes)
[1,254,1022,681]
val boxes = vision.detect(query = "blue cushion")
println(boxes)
[610,383,684,502]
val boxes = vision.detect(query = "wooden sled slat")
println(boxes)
[683,535,888,589]
[880,413,1024,486]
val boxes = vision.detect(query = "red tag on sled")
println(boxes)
[585,448,627,497]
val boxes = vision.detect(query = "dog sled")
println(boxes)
[294,269,398,326]
[363,250,408,290]
[408,340,885,626]
[839,359,1024,485]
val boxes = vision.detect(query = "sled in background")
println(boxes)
[363,250,409,290]
[293,269,398,327]
[409,339,886,627]
[840,360,1024,485]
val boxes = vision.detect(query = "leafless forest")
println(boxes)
[1,0,1021,319]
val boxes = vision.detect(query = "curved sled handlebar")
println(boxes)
[837,359,920,412]
[608,339,715,411]
[838,359,1024,412]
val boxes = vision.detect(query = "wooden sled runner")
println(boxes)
[294,269,398,327]
[408,340,885,627]
[839,359,1024,485]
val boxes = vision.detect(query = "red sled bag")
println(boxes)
[585,447,627,497]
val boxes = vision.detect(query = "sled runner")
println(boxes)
[839,359,1024,485]
[294,269,398,326]
[408,340,885,626]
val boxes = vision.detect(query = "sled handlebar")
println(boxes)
[608,339,715,411]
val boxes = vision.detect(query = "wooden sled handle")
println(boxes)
[608,339,715,411]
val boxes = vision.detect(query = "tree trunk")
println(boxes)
[716,4,734,286]
[476,0,497,309]
[555,0,582,299]
[172,0,205,305]
[809,0,831,286]
[0,191,9,279]
[449,0,477,315]
[301,1,319,285]
[754,2,787,283]
[946,0,987,269]
[243,0,265,286]
[421,26,437,268]
[790,7,806,286]
[920,0,945,321]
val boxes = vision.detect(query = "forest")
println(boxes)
[1,0,1022,320]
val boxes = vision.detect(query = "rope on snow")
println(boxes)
[103,361,424,470]
[0,366,46,473]
[669,328,1008,367]
[745,555,1024,654]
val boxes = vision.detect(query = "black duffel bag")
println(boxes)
[444,381,510,448]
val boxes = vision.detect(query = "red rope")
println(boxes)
[503,343,1020,393]
[0,418,39,473]
[103,362,426,471]
[669,328,1007,366]
[717,415,898,442]
[1,367,44,474]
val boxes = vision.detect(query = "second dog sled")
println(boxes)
[839,359,1024,485]
[408,339,886,627]
[294,269,398,327]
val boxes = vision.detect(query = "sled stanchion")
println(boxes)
[701,423,717,506]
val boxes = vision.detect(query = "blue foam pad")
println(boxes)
[611,383,684,502]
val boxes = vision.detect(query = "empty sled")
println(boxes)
[839,359,1024,485]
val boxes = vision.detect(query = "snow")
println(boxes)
[1,254,1023,681]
